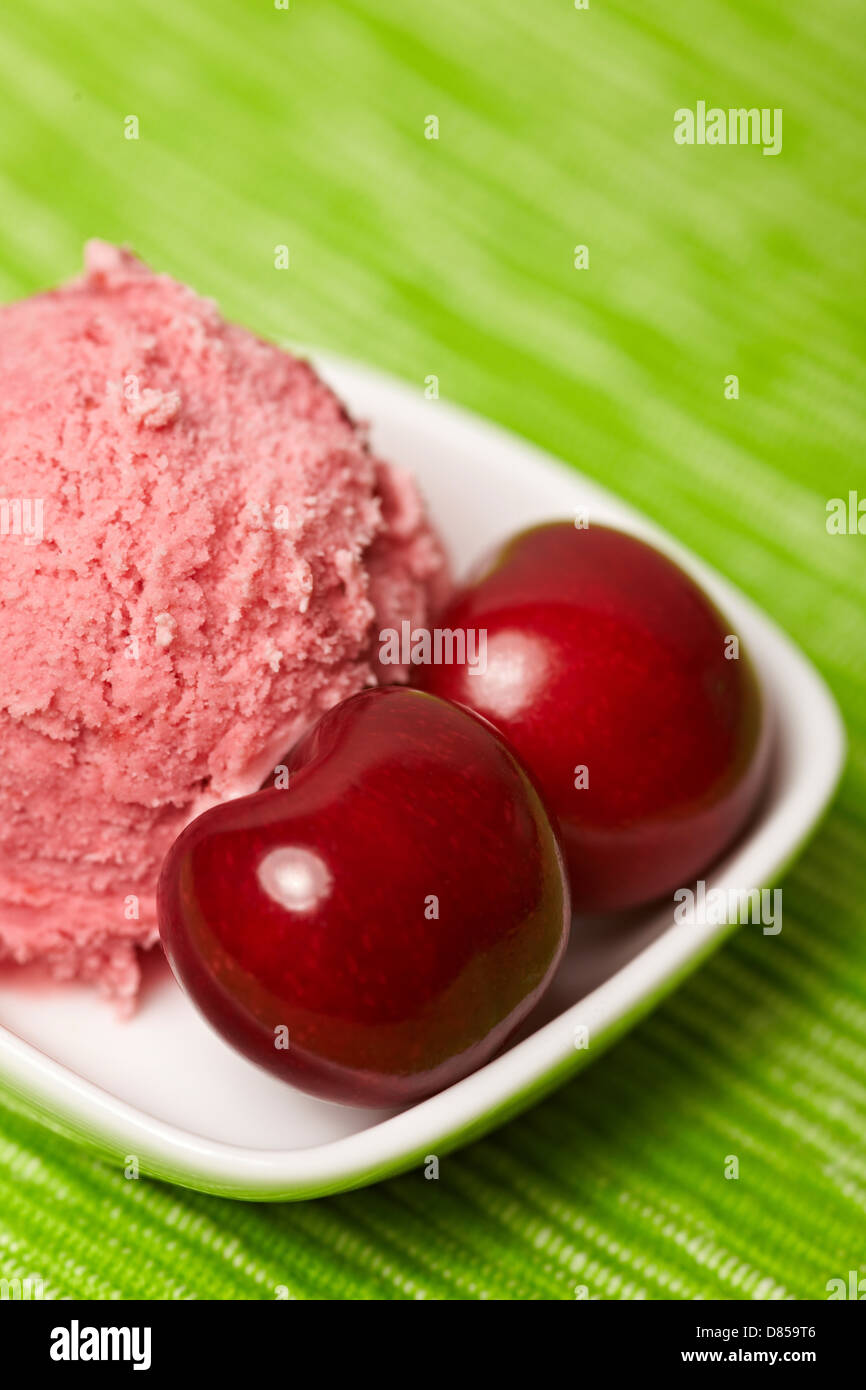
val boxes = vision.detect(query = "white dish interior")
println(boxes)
[0,356,845,1198]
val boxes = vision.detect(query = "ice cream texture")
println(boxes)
[0,242,448,1003]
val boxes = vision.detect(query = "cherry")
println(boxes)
[158,687,570,1107]
[416,523,770,912]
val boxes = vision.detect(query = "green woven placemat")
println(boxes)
[1,0,864,1300]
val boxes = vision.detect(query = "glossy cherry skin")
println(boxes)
[416,523,771,913]
[158,687,570,1108]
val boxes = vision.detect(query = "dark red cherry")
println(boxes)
[158,687,570,1107]
[416,523,770,912]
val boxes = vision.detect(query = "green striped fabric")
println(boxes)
[1,0,864,1299]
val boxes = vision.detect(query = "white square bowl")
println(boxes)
[0,356,845,1199]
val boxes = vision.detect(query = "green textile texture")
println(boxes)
[1,0,864,1300]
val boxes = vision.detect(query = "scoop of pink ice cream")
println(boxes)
[0,242,449,1004]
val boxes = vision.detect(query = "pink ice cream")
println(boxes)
[0,242,448,1004]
